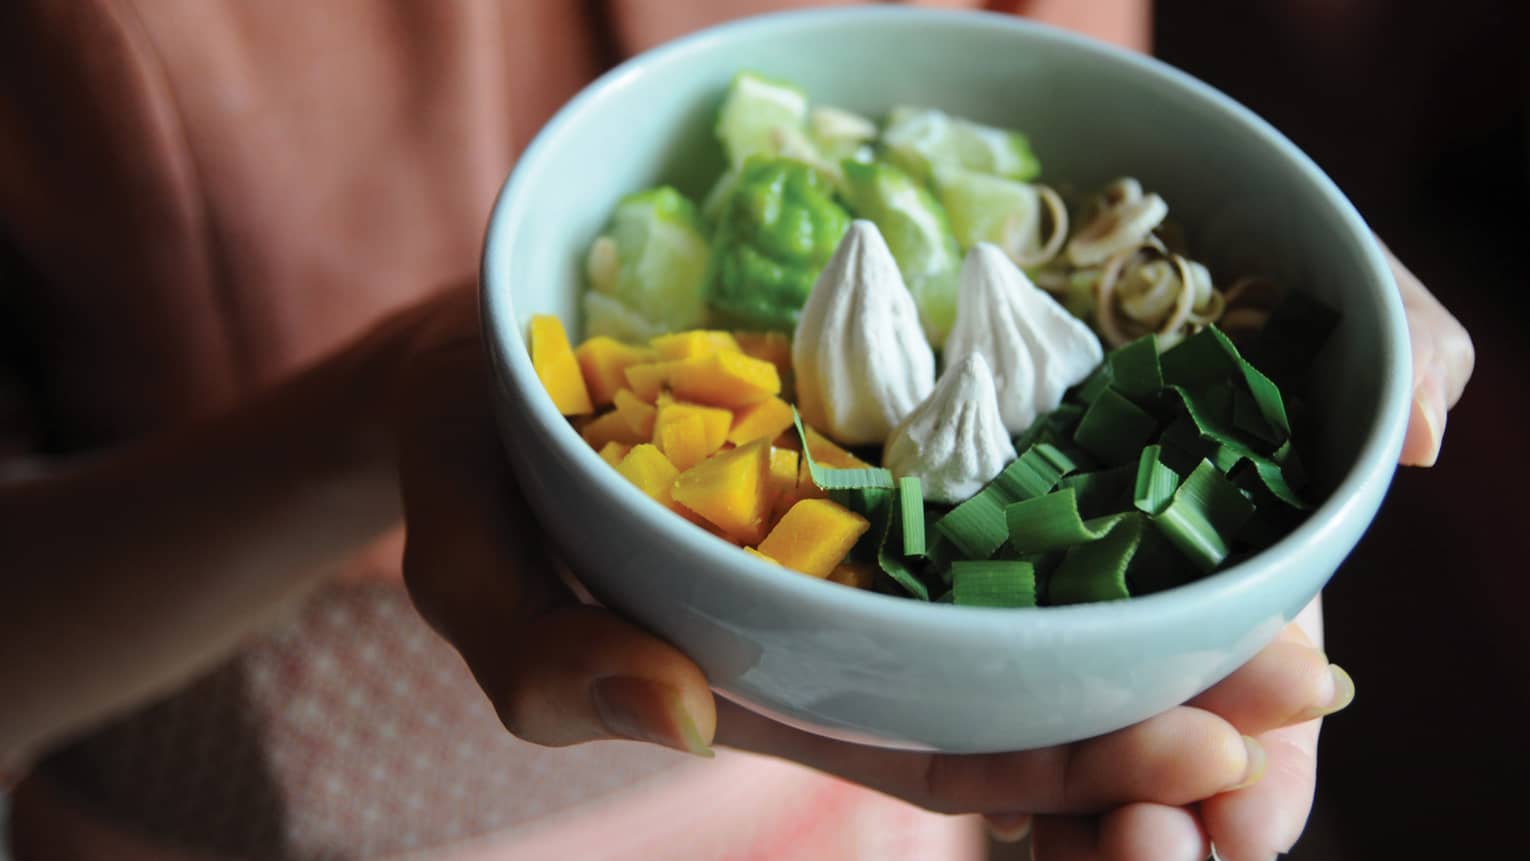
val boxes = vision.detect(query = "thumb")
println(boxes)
[391,286,715,756]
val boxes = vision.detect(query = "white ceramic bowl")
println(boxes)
[480,7,1410,752]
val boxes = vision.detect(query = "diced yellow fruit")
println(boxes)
[530,315,593,415]
[575,336,658,406]
[795,457,829,501]
[657,412,712,472]
[756,498,870,579]
[581,410,647,449]
[728,396,796,446]
[766,447,801,516]
[733,330,793,378]
[652,401,731,454]
[668,350,781,409]
[828,561,877,590]
[671,438,772,545]
[598,441,633,466]
[745,546,780,565]
[804,426,871,469]
[615,444,678,506]
[612,389,657,438]
[650,330,742,360]
[623,361,674,403]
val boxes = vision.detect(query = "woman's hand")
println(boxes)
[1390,246,1475,467]
[387,286,1356,856]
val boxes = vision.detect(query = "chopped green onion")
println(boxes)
[1133,445,1181,516]
[1075,361,1113,404]
[1152,459,1256,572]
[1005,488,1116,554]
[1073,387,1159,466]
[951,560,1037,608]
[876,480,930,601]
[831,485,894,560]
[934,443,1076,558]
[1060,465,1134,519]
[899,476,926,556]
[1108,335,1164,404]
[792,407,895,490]
[1047,514,1140,605]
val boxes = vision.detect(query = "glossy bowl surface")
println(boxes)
[481,7,1409,752]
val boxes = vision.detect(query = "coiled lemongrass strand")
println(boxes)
[1093,244,1152,348]
[1067,187,1169,267]
[1009,184,1070,268]
[1155,253,1201,342]
[1120,258,1182,324]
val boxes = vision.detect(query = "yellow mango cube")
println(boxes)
[657,412,712,472]
[727,396,796,446]
[756,498,870,579]
[804,425,871,468]
[733,330,793,378]
[671,438,772,545]
[615,444,679,506]
[650,330,741,360]
[575,336,658,406]
[612,389,657,439]
[828,561,877,590]
[581,410,647,449]
[667,350,781,409]
[529,315,592,416]
[652,401,731,454]
[623,361,674,403]
[766,447,801,516]
[597,441,633,466]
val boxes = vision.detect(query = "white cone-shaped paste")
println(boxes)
[792,220,936,445]
[944,243,1103,435]
[884,351,1016,504]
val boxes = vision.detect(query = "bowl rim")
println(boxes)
[481,5,1411,631]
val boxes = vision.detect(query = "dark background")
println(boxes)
[1158,1,1529,858]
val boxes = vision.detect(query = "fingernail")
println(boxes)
[591,676,714,758]
[1299,663,1356,722]
[1226,735,1267,792]
[1404,371,1446,467]
[983,812,1032,843]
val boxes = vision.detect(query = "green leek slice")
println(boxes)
[1047,515,1141,605]
[792,408,895,490]
[1152,459,1255,572]
[1073,387,1159,466]
[951,560,1037,608]
[934,443,1076,558]
[1133,444,1181,516]
[899,476,927,557]
[1109,335,1164,404]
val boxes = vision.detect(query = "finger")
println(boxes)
[1400,354,1448,468]
[1187,623,1354,734]
[1390,249,1474,408]
[1381,244,1474,466]
[984,812,1034,844]
[1030,804,1208,861]
[716,699,1262,815]
[395,291,715,755]
[1097,804,1209,861]
[1202,719,1323,861]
